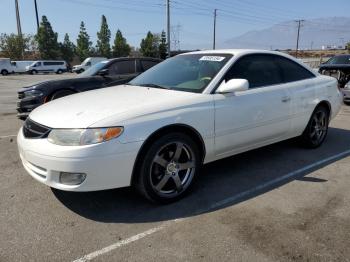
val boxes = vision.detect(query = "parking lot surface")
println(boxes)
[0,75,350,262]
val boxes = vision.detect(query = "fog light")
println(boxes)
[59,172,86,185]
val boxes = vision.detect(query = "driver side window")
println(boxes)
[224,55,283,89]
[107,60,135,76]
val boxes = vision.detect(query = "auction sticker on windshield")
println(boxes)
[199,56,226,62]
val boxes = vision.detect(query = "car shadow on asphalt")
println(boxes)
[52,127,350,223]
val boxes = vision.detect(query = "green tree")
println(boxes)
[140,31,159,58]
[59,33,75,63]
[158,30,167,59]
[76,21,92,62]
[96,15,111,58]
[112,29,131,57]
[0,33,32,60]
[35,16,60,59]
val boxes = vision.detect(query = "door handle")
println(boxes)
[281,96,291,103]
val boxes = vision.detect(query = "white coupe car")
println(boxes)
[17,49,342,203]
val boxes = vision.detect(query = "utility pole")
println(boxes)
[295,19,304,58]
[213,9,217,50]
[15,0,24,59]
[34,0,39,32]
[15,0,22,36]
[166,0,171,57]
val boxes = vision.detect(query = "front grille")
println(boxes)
[23,118,51,139]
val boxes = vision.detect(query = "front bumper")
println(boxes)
[17,92,45,120]
[17,127,143,191]
[342,88,350,103]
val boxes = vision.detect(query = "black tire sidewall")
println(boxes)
[301,106,329,148]
[1,70,8,76]
[136,132,201,204]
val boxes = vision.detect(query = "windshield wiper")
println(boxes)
[138,83,170,89]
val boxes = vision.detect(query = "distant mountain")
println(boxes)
[222,17,350,50]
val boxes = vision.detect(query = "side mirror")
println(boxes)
[216,79,249,94]
[97,68,109,76]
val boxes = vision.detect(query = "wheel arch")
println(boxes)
[316,100,332,119]
[47,88,77,101]
[130,123,206,185]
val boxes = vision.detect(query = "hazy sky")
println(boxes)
[1,0,349,49]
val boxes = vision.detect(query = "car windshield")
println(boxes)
[80,60,109,77]
[326,56,350,65]
[129,53,233,93]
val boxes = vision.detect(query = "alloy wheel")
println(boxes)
[309,110,328,144]
[150,142,196,197]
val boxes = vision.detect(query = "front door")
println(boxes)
[214,54,292,156]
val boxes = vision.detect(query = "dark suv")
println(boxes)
[17,57,162,119]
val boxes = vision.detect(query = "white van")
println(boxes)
[12,61,35,73]
[26,60,68,74]
[0,58,14,75]
[72,57,107,73]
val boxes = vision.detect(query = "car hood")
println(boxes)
[29,85,203,128]
[18,76,93,91]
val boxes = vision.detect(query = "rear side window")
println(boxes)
[141,60,158,71]
[326,56,350,65]
[108,60,135,75]
[43,61,64,66]
[274,56,315,82]
[225,55,283,88]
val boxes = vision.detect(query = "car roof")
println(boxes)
[181,49,290,57]
[107,57,162,62]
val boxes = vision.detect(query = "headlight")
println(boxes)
[24,89,43,98]
[48,127,124,146]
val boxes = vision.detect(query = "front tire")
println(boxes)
[56,69,63,74]
[135,133,201,204]
[300,105,329,148]
[31,70,38,75]
[1,70,8,76]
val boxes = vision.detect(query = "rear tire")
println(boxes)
[299,105,329,148]
[134,133,201,204]
[56,69,63,74]
[344,101,350,106]
[1,70,8,76]
[50,90,75,100]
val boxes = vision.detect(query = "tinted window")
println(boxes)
[274,56,314,82]
[141,60,158,71]
[225,55,283,88]
[326,55,350,65]
[108,60,135,75]
[43,61,64,66]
